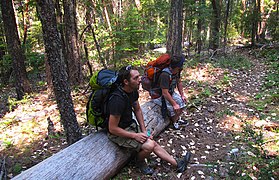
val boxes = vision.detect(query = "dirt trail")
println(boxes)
[116,52,272,179]
[1,50,276,179]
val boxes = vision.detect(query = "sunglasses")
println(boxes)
[125,65,132,71]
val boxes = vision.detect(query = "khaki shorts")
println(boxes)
[108,122,142,152]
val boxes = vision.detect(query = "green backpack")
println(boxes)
[86,69,119,130]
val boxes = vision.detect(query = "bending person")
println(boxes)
[153,55,188,130]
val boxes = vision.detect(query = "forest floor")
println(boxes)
[0,47,278,179]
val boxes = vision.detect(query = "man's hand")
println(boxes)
[181,95,187,103]
[134,132,148,144]
[173,103,182,114]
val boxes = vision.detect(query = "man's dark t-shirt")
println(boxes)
[107,87,139,129]
[158,69,180,94]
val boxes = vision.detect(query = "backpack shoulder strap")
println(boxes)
[162,67,172,74]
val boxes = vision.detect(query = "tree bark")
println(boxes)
[55,0,67,66]
[63,0,82,85]
[241,0,246,38]
[223,0,231,48]
[210,0,221,51]
[167,0,183,57]
[196,0,206,54]
[37,0,82,145]
[84,2,107,68]
[0,28,11,85]
[0,0,31,100]
[134,0,141,10]
[251,0,258,46]
[44,54,53,95]
[101,0,112,32]
[20,0,30,46]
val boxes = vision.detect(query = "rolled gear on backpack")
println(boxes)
[145,53,171,81]
[141,53,171,99]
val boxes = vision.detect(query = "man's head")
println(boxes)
[118,65,141,92]
[170,55,185,74]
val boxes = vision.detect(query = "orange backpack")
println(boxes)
[141,53,171,99]
[145,53,171,80]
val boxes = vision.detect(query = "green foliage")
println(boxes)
[0,54,12,83]
[216,108,235,118]
[37,81,46,86]
[226,24,239,40]
[48,133,65,139]
[215,54,252,70]
[249,90,278,113]
[264,73,278,88]
[260,49,279,63]
[0,118,20,129]
[200,87,212,98]
[8,95,32,111]
[215,73,233,89]
[26,52,45,73]
[229,123,279,179]
[3,139,14,149]
[184,57,201,68]
[13,163,23,174]
[267,11,279,41]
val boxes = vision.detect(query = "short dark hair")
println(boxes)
[170,55,185,68]
[118,65,137,85]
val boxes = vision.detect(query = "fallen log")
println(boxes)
[13,101,170,180]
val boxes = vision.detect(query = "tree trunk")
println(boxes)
[55,0,67,68]
[210,0,221,51]
[63,0,82,85]
[37,0,82,145]
[20,0,30,46]
[44,54,53,94]
[101,0,112,32]
[0,29,11,85]
[134,0,141,10]
[84,2,107,68]
[167,0,183,57]
[251,0,257,46]
[241,0,246,38]
[101,0,115,66]
[223,0,231,48]
[0,0,31,100]
[260,1,274,40]
[196,0,206,55]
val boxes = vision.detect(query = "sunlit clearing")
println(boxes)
[0,93,60,152]
[184,63,224,84]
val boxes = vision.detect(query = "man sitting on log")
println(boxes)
[153,55,189,130]
[106,65,191,175]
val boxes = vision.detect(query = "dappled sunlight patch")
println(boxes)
[233,92,251,102]
[186,89,201,98]
[219,112,261,132]
[219,115,243,131]
[0,115,48,151]
[184,63,224,84]
[0,91,63,155]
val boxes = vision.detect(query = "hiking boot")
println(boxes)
[173,122,180,130]
[176,151,192,173]
[136,161,154,175]
[139,165,154,175]
[178,119,189,126]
